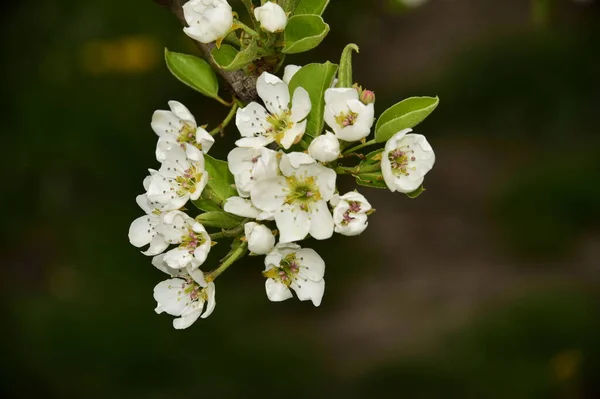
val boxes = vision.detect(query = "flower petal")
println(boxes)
[265,278,293,302]
[309,200,334,240]
[275,204,311,243]
[290,87,311,122]
[257,72,290,115]
[235,102,269,138]
[291,279,325,307]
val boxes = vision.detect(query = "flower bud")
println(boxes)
[244,222,275,255]
[308,132,341,163]
[254,2,288,33]
[331,192,372,236]
[359,89,376,104]
[183,0,233,44]
[353,84,376,105]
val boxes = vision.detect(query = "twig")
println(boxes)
[153,0,259,103]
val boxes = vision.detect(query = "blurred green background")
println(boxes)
[2,0,600,397]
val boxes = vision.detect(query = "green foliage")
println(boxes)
[196,211,245,229]
[164,48,219,99]
[193,154,237,212]
[295,0,330,15]
[406,185,425,199]
[375,96,439,143]
[288,62,338,137]
[211,41,259,71]
[337,43,359,88]
[283,15,330,54]
[355,174,387,189]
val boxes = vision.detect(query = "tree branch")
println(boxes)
[154,0,258,103]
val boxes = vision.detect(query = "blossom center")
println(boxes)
[284,174,322,211]
[263,254,301,287]
[175,165,203,195]
[181,228,206,254]
[335,111,358,127]
[341,201,361,225]
[181,278,207,302]
[388,147,416,177]
[177,121,197,144]
[266,111,293,144]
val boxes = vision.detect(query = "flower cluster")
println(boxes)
[131,0,438,328]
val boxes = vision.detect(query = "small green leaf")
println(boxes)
[280,0,301,13]
[406,185,426,199]
[375,96,439,143]
[196,211,244,229]
[355,173,388,189]
[282,15,330,54]
[295,0,330,15]
[192,154,237,211]
[211,41,259,71]
[165,49,219,99]
[337,43,359,88]
[288,62,338,137]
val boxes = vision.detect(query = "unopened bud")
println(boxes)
[360,89,376,105]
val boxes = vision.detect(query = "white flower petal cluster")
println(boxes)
[153,256,216,329]
[183,0,234,44]
[324,88,375,142]
[152,101,214,162]
[263,243,325,306]
[130,100,218,328]
[146,143,208,210]
[227,147,279,197]
[381,128,435,193]
[254,1,288,33]
[236,72,311,149]
[244,222,275,255]
[331,191,372,236]
[308,131,340,162]
[251,152,337,243]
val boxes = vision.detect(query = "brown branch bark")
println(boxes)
[154,0,258,103]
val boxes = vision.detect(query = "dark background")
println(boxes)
[2,0,599,398]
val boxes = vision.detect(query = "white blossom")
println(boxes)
[381,128,435,193]
[224,196,274,221]
[282,64,301,85]
[330,191,372,236]
[263,243,325,306]
[254,1,288,32]
[129,194,171,256]
[146,142,208,210]
[324,88,375,142]
[308,131,340,162]
[182,0,233,44]
[152,255,216,329]
[159,211,212,270]
[251,152,336,243]
[152,100,214,162]
[244,222,275,255]
[227,147,279,197]
[235,72,311,149]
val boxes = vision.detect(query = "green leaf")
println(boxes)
[375,96,439,143]
[211,41,259,71]
[406,185,426,199]
[280,0,300,13]
[337,43,359,88]
[355,173,388,189]
[196,211,244,229]
[165,49,219,99]
[192,154,236,211]
[288,62,338,137]
[295,0,330,15]
[282,15,330,54]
